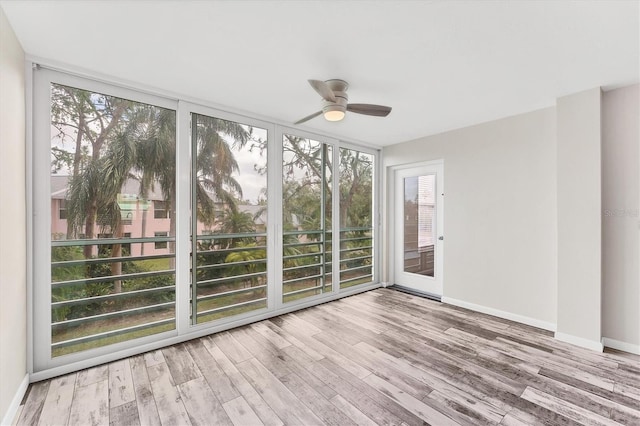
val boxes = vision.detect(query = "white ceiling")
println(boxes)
[2,0,638,147]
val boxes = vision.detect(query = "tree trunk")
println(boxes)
[168,193,176,270]
[111,221,123,294]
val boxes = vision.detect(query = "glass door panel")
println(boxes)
[49,83,176,357]
[282,135,332,303]
[339,148,374,289]
[191,113,268,324]
[403,175,435,276]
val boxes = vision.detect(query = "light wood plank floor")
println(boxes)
[15,289,640,425]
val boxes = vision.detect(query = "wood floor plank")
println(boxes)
[143,349,165,368]
[329,394,378,426]
[177,376,232,426]
[212,331,254,364]
[204,341,284,426]
[17,381,49,426]
[264,319,325,361]
[146,362,192,426]
[107,358,135,408]
[521,386,622,426]
[185,339,240,404]
[313,331,433,400]
[222,396,264,426]
[250,322,292,350]
[280,372,358,426]
[428,387,505,424]
[303,359,406,425]
[37,374,76,426]
[109,400,140,426]
[236,357,325,426]
[75,365,108,388]
[129,355,161,426]
[362,372,460,425]
[68,380,109,426]
[161,344,202,385]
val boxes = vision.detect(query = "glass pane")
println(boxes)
[403,175,435,276]
[192,114,268,323]
[282,135,332,303]
[339,149,374,288]
[50,83,176,357]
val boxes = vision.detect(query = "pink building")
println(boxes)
[51,176,265,257]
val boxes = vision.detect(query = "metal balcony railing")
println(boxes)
[50,236,176,356]
[49,227,373,355]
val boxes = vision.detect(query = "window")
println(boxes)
[339,148,375,289]
[44,79,176,360]
[282,134,332,303]
[154,200,169,219]
[154,232,168,249]
[191,112,268,324]
[58,199,67,220]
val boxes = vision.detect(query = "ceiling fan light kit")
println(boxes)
[295,79,392,125]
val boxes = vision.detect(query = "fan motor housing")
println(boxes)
[322,80,349,116]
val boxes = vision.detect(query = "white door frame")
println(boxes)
[388,160,444,297]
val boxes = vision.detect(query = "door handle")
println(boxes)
[438,236,444,241]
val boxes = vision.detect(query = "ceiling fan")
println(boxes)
[295,79,392,124]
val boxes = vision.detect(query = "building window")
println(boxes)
[155,231,168,249]
[154,201,169,219]
[59,199,67,220]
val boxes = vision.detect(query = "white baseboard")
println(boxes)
[380,281,391,288]
[602,337,640,355]
[441,296,556,332]
[1,374,29,426]
[555,332,604,352]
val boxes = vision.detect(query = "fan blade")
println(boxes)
[294,110,323,125]
[308,80,337,102]
[347,103,392,117]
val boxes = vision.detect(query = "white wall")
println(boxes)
[0,6,28,423]
[383,107,558,327]
[555,88,603,350]
[602,84,640,351]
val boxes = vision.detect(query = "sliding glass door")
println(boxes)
[191,113,269,324]
[281,134,333,303]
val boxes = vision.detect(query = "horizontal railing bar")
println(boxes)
[340,274,373,285]
[284,241,323,249]
[52,253,174,268]
[196,285,267,303]
[197,258,266,271]
[283,230,329,236]
[339,227,373,232]
[196,232,266,241]
[339,255,372,263]
[52,269,174,289]
[51,317,175,349]
[282,263,323,273]
[52,236,174,247]
[339,246,373,253]
[197,271,266,287]
[52,285,175,308]
[340,236,372,242]
[197,245,267,256]
[196,298,266,318]
[283,284,325,297]
[282,273,323,286]
[340,264,373,275]
[283,252,325,261]
[52,302,174,329]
